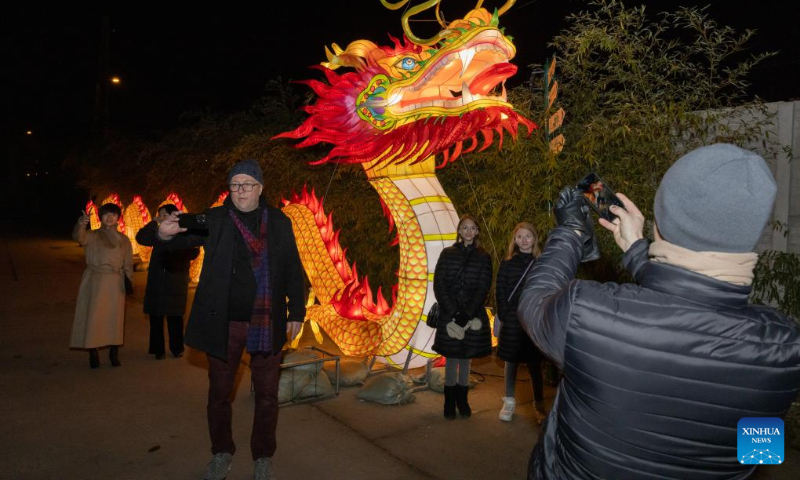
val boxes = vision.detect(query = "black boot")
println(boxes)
[443,385,457,420]
[109,346,121,367]
[89,349,100,369]
[455,384,471,418]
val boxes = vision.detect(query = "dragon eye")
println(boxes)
[399,57,417,71]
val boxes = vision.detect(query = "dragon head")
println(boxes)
[275,2,536,169]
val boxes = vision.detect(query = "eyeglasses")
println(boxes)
[229,183,259,192]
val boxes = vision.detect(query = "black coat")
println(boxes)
[519,228,800,480]
[432,242,493,359]
[495,252,542,363]
[159,196,306,360]
[136,221,200,316]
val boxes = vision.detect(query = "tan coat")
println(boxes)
[70,221,134,349]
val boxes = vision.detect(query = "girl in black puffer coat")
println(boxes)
[495,222,546,423]
[432,214,493,419]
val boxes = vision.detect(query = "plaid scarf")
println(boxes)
[228,208,272,354]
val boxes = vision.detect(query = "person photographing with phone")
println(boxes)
[156,159,306,480]
[518,144,800,479]
[135,203,200,360]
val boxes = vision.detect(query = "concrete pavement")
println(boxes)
[0,229,795,479]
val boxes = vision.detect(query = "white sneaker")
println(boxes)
[204,452,233,480]
[499,396,516,422]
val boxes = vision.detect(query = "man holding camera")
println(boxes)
[157,159,306,480]
[518,144,800,479]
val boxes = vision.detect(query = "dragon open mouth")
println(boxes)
[370,29,516,115]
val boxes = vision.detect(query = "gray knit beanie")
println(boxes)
[227,159,264,185]
[654,143,776,253]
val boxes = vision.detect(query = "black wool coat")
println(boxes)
[519,228,800,480]
[495,252,542,363]
[159,196,306,360]
[136,221,200,317]
[432,242,493,359]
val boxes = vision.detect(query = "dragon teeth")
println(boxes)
[459,48,475,78]
[461,82,474,104]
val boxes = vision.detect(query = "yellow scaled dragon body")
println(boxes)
[276,1,536,368]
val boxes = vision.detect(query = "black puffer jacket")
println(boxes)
[495,252,542,363]
[518,228,800,480]
[432,242,493,359]
[136,221,200,316]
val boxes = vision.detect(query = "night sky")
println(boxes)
[4,1,799,168]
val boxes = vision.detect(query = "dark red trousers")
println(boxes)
[207,321,282,460]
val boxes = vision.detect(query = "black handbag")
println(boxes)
[425,302,440,328]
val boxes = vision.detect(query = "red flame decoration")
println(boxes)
[213,191,229,206]
[273,64,536,169]
[85,200,100,226]
[283,185,393,320]
[164,192,186,212]
[132,195,151,224]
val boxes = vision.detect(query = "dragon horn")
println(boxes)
[474,0,516,16]
[381,0,455,46]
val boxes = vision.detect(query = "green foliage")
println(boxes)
[751,250,800,321]
[439,0,779,282]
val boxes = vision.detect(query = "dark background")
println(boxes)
[2,1,798,229]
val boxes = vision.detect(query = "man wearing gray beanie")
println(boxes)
[155,158,306,480]
[518,144,800,479]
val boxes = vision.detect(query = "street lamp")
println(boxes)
[110,76,121,85]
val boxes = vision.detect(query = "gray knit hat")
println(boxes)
[227,159,264,185]
[654,143,776,253]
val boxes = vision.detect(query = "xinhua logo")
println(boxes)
[738,417,784,465]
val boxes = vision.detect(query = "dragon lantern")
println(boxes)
[276,0,536,368]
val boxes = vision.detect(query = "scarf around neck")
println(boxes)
[228,208,272,354]
[649,239,758,286]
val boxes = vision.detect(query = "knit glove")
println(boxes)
[446,320,466,340]
[466,318,482,331]
[555,186,600,262]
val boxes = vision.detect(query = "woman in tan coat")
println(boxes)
[71,203,133,368]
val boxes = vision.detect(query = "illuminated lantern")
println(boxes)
[275,2,536,368]
[85,200,101,230]
[124,196,153,262]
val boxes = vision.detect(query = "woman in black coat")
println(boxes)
[432,214,493,419]
[136,204,200,359]
[494,222,546,423]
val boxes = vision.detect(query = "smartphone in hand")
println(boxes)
[576,172,624,222]
[178,213,209,230]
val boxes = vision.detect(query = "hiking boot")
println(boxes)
[254,457,275,480]
[204,452,233,480]
[499,396,516,422]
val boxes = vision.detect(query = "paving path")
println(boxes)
[0,230,794,479]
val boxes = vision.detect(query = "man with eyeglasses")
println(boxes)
[157,158,306,480]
